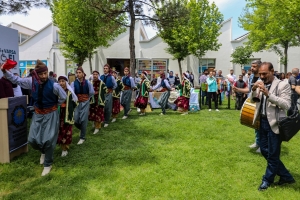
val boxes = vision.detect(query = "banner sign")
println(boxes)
[20,60,47,77]
[0,25,19,77]
[7,96,27,153]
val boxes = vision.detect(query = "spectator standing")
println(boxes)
[215,70,224,105]
[206,71,219,111]
[234,75,247,110]
[189,72,194,88]
[288,68,299,113]
[49,71,58,83]
[200,70,208,105]
[242,69,249,84]
[168,71,175,87]
[174,73,180,86]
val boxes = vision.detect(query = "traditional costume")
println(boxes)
[88,71,107,134]
[112,71,124,122]
[121,67,136,119]
[3,60,67,176]
[100,65,117,127]
[71,67,95,144]
[134,71,150,115]
[151,72,172,115]
[174,73,191,115]
[57,76,78,157]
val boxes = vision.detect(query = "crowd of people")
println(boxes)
[0,61,194,176]
[0,59,298,191]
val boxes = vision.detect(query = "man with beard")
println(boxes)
[121,67,136,119]
[150,72,173,115]
[100,64,117,127]
[251,62,294,191]
[233,60,261,153]
[1,60,67,176]
[233,75,247,110]
[71,67,95,144]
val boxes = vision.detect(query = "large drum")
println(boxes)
[240,98,260,129]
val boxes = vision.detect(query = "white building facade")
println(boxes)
[14,19,300,85]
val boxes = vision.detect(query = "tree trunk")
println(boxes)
[88,54,93,75]
[283,44,288,74]
[129,0,136,77]
[178,59,183,82]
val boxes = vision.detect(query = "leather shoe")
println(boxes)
[258,181,270,191]
[275,178,295,186]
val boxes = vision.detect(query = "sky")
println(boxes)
[0,0,247,40]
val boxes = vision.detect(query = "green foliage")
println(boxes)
[155,0,190,76]
[155,0,223,76]
[187,0,223,59]
[0,0,49,15]
[231,46,253,68]
[52,0,126,70]
[239,0,300,73]
[1,102,300,199]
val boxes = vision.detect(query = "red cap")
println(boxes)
[3,59,17,70]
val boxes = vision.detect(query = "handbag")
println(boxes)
[275,82,300,141]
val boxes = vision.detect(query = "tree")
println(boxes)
[230,46,253,69]
[52,0,125,74]
[0,0,49,15]
[187,0,223,59]
[89,0,162,76]
[155,0,190,77]
[239,0,300,73]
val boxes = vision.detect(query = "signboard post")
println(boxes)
[0,25,19,77]
[0,96,28,163]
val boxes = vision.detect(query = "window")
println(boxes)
[19,33,30,43]
[199,59,216,73]
[56,31,60,43]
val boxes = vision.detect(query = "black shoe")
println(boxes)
[275,178,295,186]
[258,181,270,191]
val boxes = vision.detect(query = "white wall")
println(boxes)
[8,23,37,36]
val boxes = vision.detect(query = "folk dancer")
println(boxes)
[150,72,172,115]
[112,70,124,122]
[88,71,107,134]
[134,71,150,115]
[57,76,78,157]
[100,64,117,127]
[71,67,95,145]
[251,62,295,191]
[121,67,136,119]
[1,60,67,176]
[235,60,261,152]
[174,73,191,115]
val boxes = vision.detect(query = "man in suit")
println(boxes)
[251,62,295,191]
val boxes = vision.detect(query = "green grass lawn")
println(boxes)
[1,100,300,200]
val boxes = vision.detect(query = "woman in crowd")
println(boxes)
[134,71,150,115]
[57,76,78,157]
[174,73,191,115]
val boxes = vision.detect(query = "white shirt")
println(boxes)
[13,85,23,97]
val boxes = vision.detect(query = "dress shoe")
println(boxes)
[275,178,295,186]
[258,181,270,191]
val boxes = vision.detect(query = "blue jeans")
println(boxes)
[260,118,293,183]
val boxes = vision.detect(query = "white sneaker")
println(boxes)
[208,109,211,111]
[93,129,99,134]
[104,124,109,128]
[61,150,68,157]
[256,147,261,153]
[181,112,188,115]
[139,113,145,116]
[40,154,45,165]
[249,143,258,149]
[77,139,85,145]
[127,109,132,115]
[159,113,165,115]
[41,166,52,176]
[92,122,95,128]
[137,108,141,113]
[216,109,219,112]
[112,118,116,123]
[122,116,128,119]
